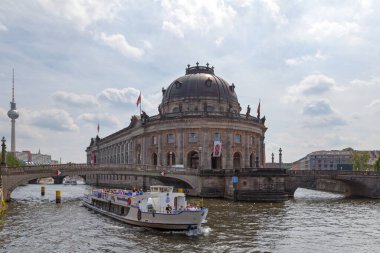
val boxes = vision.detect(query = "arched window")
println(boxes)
[234,134,241,143]
[211,153,222,169]
[187,151,199,169]
[167,152,176,166]
[233,152,241,169]
[250,153,254,167]
[152,153,158,166]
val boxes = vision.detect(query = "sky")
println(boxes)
[0,0,379,164]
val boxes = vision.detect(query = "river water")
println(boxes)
[0,184,379,253]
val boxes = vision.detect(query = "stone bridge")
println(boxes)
[1,164,380,202]
[285,170,380,198]
[0,164,200,202]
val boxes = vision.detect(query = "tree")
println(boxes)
[353,151,370,171]
[0,152,24,167]
[374,157,380,172]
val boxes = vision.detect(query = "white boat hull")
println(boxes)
[82,199,208,231]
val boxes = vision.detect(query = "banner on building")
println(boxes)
[213,141,222,157]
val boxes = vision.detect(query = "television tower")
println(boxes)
[7,69,19,153]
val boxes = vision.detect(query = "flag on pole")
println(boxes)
[136,91,141,107]
[97,123,99,134]
[54,170,62,176]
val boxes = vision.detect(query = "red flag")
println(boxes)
[136,92,141,107]
[54,170,61,176]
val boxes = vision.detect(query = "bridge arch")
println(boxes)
[1,164,201,201]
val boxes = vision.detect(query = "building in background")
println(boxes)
[15,150,51,165]
[292,150,353,170]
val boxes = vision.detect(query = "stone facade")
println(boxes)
[86,64,267,171]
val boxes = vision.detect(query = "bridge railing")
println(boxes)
[0,163,200,176]
[288,170,380,176]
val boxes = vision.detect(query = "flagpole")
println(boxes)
[139,91,142,116]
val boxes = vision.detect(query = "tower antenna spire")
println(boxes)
[12,68,15,103]
[8,68,19,153]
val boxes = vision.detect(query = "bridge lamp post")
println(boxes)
[1,137,6,166]
[169,152,173,166]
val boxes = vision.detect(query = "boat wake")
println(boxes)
[163,226,211,236]
[186,226,211,236]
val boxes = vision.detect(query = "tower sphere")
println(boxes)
[8,109,19,119]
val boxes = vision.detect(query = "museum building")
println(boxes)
[86,63,267,171]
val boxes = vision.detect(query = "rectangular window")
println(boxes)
[152,136,157,145]
[214,133,221,141]
[234,134,241,143]
[167,134,175,144]
[188,133,198,143]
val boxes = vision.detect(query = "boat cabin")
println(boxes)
[149,185,173,193]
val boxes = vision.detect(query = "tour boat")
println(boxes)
[82,185,208,231]
[63,178,77,185]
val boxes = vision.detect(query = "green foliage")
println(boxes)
[353,151,370,171]
[342,147,354,151]
[0,152,24,167]
[374,157,380,172]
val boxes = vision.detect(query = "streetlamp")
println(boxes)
[1,137,6,166]
[169,152,173,166]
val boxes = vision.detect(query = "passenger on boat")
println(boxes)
[165,204,172,213]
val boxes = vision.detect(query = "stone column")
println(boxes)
[141,137,145,165]
[244,132,249,167]
[131,140,135,164]
[203,128,211,169]
[226,130,233,169]
[178,129,183,165]
[158,134,162,166]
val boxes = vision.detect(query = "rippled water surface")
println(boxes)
[1,184,379,253]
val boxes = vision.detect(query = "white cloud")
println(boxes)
[52,91,98,107]
[38,0,121,30]
[0,22,7,31]
[0,107,6,118]
[78,113,121,127]
[97,87,140,104]
[308,21,360,40]
[285,50,327,66]
[285,74,337,102]
[215,36,224,46]
[302,115,346,128]
[367,99,380,108]
[27,108,79,132]
[261,0,288,26]
[99,32,144,58]
[350,77,380,87]
[161,0,236,37]
[162,21,184,38]
[143,40,153,50]
[302,100,333,116]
